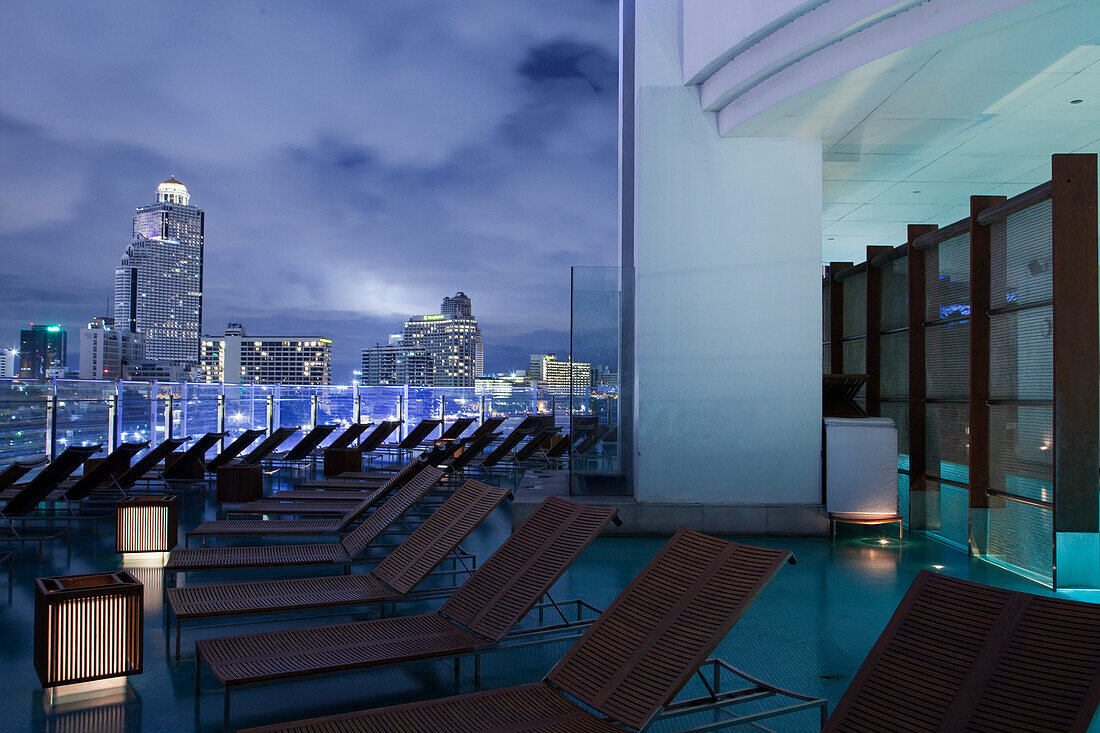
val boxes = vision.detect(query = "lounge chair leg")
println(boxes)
[453,656,460,689]
[474,653,480,689]
[195,654,201,694]
[223,688,230,733]
[176,619,182,659]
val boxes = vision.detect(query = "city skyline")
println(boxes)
[0,2,618,381]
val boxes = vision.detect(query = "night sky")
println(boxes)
[0,1,619,380]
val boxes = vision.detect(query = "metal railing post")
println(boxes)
[164,393,174,440]
[45,394,57,460]
[310,393,319,430]
[151,380,159,446]
[266,394,275,434]
[399,387,407,441]
[107,394,118,453]
[216,393,226,449]
[439,395,446,438]
[480,394,486,425]
[353,385,361,424]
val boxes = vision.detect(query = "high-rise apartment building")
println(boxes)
[78,317,145,379]
[113,176,204,363]
[200,323,332,385]
[527,353,592,403]
[19,324,67,379]
[360,337,434,386]
[401,293,484,387]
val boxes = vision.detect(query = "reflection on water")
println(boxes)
[120,557,165,616]
[38,684,140,733]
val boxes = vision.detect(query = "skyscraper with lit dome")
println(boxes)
[113,175,205,363]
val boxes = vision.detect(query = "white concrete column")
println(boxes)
[632,0,823,520]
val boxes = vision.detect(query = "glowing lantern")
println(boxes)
[115,496,178,554]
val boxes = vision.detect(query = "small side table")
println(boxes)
[323,448,361,477]
[216,463,263,503]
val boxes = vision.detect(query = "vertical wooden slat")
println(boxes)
[1052,154,1099,542]
[907,226,936,529]
[829,261,853,373]
[865,246,892,416]
[968,196,1005,514]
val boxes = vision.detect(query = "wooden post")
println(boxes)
[829,262,852,374]
[907,225,936,529]
[1052,153,1099,588]
[865,246,892,416]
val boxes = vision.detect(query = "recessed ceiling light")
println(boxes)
[1071,99,1084,104]
[913,190,922,194]
[827,237,834,241]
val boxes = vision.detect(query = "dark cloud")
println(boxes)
[518,40,617,93]
[0,1,618,382]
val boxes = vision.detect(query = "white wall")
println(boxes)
[632,0,823,505]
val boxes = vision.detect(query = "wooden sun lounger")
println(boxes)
[824,569,1100,732]
[387,419,442,451]
[2,446,101,520]
[109,437,188,493]
[467,416,505,441]
[240,427,297,465]
[167,479,511,655]
[473,424,536,468]
[437,417,475,442]
[0,457,47,496]
[240,530,804,733]
[270,424,337,463]
[185,490,386,545]
[162,432,227,480]
[242,451,430,510]
[355,421,402,454]
[198,495,618,728]
[62,441,149,502]
[323,422,372,451]
[511,426,561,463]
[205,429,267,472]
[165,465,446,577]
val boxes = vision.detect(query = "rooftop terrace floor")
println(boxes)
[0,466,1090,732]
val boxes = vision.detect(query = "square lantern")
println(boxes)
[115,496,178,553]
[34,572,143,691]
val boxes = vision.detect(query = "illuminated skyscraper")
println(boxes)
[402,293,484,386]
[113,176,204,363]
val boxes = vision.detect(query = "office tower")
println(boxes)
[527,353,592,403]
[19,324,66,379]
[401,293,484,386]
[113,175,204,363]
[200,323,332,385]
[78,317,145,379]
[360,337,435,386]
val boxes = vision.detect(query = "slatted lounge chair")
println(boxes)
[107,437,189,494]
[162,432,227,480]
[62,441,150,502]
[205,429,267,472]
[185,491,386,547]
[235,450,432,512]
[574,424,610,455]
[0,445,100,555]
[354,420,402,455]
[197,495,618,729]
[512,426,561,463]
[323,422,372,450]
[269,424,337,464]
[168,479,511,656]
[0,457,46,496]
[467,416,505,441]
[438,417,475,442]
[472,423,539,469]
[389,419,442,451]
[240,530,817,733]
[824,569,1100,732]
[1,446,101,521]
[165,465,447,579]
[239,427,298,465]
